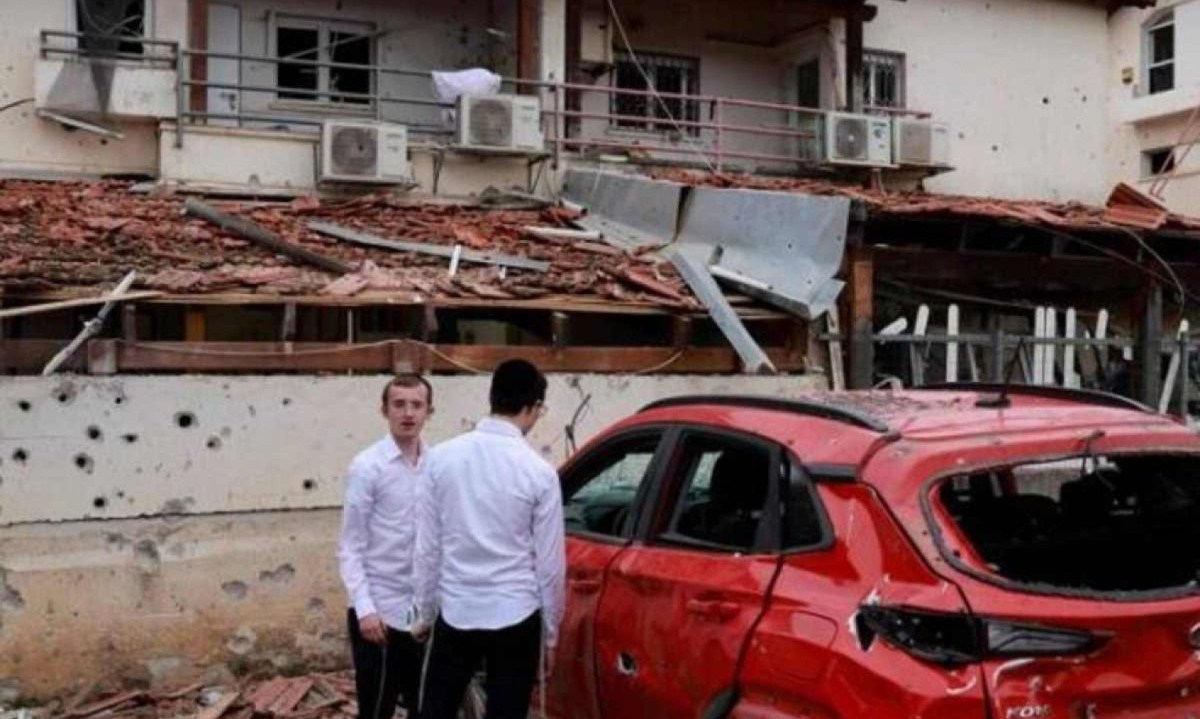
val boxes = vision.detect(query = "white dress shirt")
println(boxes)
[337,434,426,631]
[414,417,566,647]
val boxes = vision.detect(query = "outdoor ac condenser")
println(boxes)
[319,121,410,183]
[456,94,544,151]
[893,118,951,167]
[824,112,893,167]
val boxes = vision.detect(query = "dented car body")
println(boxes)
[546,387,1200,719]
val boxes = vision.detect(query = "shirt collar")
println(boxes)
[476,416,524,439]
[384,435,426,465]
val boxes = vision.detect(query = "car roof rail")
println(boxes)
[639,395,892,433]
[918,382,1155,413]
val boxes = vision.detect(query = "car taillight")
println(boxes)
[855,606,1106,667]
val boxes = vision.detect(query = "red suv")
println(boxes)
[545,386,1200,719]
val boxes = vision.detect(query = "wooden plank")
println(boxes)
[551,312,570,350]
[0,291,162,320]
[66,691,145,718]
[945,304,959,382]
[195,692,239,719]
[825,312,845,391]
[308,221,549,272]
[268,678,314,716]
[249,679,289,714]
[848,246,874,389]
[184,199,354,275]
[281,303,297,341]
[0,339,85,373]
[122,303,138,342]
[113,341,403,373]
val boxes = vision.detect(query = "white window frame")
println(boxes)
[269,13,375,108]
[863,49,905,110]
[1143,10,1175,96]
[608,49,701,136]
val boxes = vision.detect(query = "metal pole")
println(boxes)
[1180,329,1191,421]
[175,50,186,148]
[714,98,723,173]
[990,326,1004,383]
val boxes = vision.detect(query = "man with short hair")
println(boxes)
[338,375,434,719]
[413,359,566,719]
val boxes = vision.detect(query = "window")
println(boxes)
[1144,147,1178,177]
[76,0,147,55]
[937,454,1200,593]
[274,16,373,105]
[662,434,773,551]
[610,50,700,134]
[797,59,821,109]
[563,433,662,538]
[1145,10,1175,95]
[863,49,905,110]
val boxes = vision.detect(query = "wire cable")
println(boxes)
[604,0,717,172]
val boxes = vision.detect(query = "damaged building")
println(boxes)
[5,0,1200,710]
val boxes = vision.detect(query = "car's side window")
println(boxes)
[562,432,663,539]
[781,455,830,551]
[659,432,774,552]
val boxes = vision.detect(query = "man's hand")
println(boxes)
[410,619,431,643]
[358,613,388,645]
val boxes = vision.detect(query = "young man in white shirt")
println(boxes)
[338,375,433,719]
[412,359,566,719]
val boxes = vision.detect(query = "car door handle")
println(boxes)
[686,599,740,621]
[570,578,602,594]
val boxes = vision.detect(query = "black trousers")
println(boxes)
[419,610,542,719]
[348,609,423,719]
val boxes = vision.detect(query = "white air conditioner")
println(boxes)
[319,121,410,184]
[456,94,544,152]
[824,112,893,167]
[893,118,951,167]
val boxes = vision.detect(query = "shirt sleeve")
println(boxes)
[533,464,567,649]
[413,451,443,625]
[337,456,377,618]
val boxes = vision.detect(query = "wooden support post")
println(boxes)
[346,309,356,344]
[189,0,209,114]
[845,1,866,113]
[990,326,1005,382]
[1136,282,1163,406]
[122,303,138,342]
[672,315,694,351]
[517,0,539,93]
[551,311,570,351]
[185,307,207,342]
[421,305,439,343]
[847,246,874,389]
[281,303,297,342]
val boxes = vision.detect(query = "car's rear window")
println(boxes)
[937,454,1200,594]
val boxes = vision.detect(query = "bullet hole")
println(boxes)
[1042,97,1050,105]
[282,398,292,406]
[87,426,103,441]
[116,491,125,499]
[114,396,125,405]
[302,478,317,491]
[1082,95,1088,103]
[222,580,248,601]
[161,497,194,515]
[175,411,197,429]
[991,145,1000,152]
[258,564,295,586]
[75,453,94,473]
[91,494,110,510]
[11,449,28,464]
[307,597,326,613]
[122,433,138,444]
[16,401,30,412]
[206,436,222,450]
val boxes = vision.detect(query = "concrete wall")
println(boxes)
[1108,1,1200,215]
[865,0,1112,203]
[0,373,825,700]
[0,0,188,178]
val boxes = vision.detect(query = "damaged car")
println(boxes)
[545,386,1200,719]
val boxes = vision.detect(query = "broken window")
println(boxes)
[863,49,905,110]
[610,50,700,135]
[661,434,772,551]
[937,454,1200,594]
[562,432,662,538]
[274,16,373,104]
[1144,147,1177,177]
[76,0,146,56]
[1146,10,1175,95]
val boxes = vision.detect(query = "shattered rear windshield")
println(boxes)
[937,454,1200,594]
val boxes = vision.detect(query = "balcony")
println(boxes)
[35,31,179,121]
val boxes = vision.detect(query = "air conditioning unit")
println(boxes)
[824,112,893,167]
[456,94,544,152]
[319,121,410,184]
[893,118,951,167]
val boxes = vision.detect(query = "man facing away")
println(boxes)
[338,375,434,719]
[413,359,566,719]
